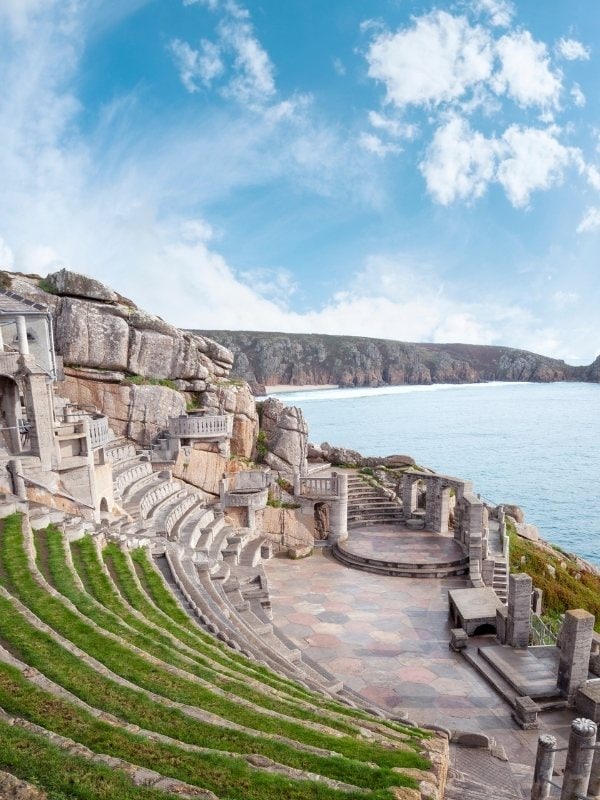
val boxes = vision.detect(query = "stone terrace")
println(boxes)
[265,547,575,792]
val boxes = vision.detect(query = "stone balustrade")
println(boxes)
[168,414,233,439]
[297,475,340,498]
[88,415,110,450]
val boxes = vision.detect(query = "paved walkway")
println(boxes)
[265,545,575,783]
[342,526,464,564]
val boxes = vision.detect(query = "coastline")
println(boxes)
[264,383,339,394]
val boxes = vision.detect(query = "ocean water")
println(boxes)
[265,382,600,565]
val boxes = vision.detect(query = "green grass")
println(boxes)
[508,520,600,632]
[0,515,428,791]
[124,375,178,391]
[0,663,392,800]
[65,534,355,731]
[0,716,176,800]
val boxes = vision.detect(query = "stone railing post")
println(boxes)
[507,572,532,648]
[531,734,556,800]
[590,731,600,800]
[557,610,595,705]
[561,718,597,800]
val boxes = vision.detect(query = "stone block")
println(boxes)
[512,695,540,729]
[575,681,600,722]
[557,609,595,704]
[449,628,468,652]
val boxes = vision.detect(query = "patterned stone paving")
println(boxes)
[341,526,464,564]
[265,546,575,774]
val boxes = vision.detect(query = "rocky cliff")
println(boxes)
[2,269,258,455]
[195,330,597,392]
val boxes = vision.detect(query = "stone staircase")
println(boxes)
[347,473,404,528]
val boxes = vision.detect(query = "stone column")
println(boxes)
[16,315,29,355]
[328,472,348,543]
[402,477,418,518]
[21,363,57,471]
[507,572,532,648]
[589,732,600,800]
[561,718,597,800]
[531,733,556,800]
[557,610,595,705]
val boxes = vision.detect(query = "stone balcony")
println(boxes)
[168,414,233,440]
[296,474,341,499]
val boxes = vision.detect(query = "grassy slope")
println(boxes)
[508,521,600,632]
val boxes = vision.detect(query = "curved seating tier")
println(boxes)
[332,541,469,578]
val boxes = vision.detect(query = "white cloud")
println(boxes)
[586,165,600,191]
[571,83,586,108]
[577,207,600,234]
[367,111,418,140]
[332,57,346,76]
[366,11,494,108]
[493,30,562,109]
[420,116,498,204]
[358,132,401,158]
[0,236,14,269]
[173,0,275,107]
[556,38,590,61]
[0,0,49,38]
[497,125,579,207]
[421,118,581,208]
[169,39,224,93]
[472,0,515,28]
[552,290,579,309]
[218,14,275,105]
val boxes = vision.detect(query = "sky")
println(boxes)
[0,0,598,363]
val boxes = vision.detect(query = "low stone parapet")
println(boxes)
[512,695,540,729]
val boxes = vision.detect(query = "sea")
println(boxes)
[263,382,600,566]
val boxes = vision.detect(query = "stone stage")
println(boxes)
[332,524,469,578]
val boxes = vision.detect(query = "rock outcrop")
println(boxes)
[260,398,308,474]
[196,330,596,392]
[3,269,258,455]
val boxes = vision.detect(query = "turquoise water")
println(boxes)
[266,382,600,565]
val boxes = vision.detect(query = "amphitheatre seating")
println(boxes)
[0,512,443,799]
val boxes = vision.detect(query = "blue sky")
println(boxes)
[0,0,598,362]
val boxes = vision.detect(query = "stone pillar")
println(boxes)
[21,363,57,471]
[561,718,597,800]
[9,459,27,499]
[557,610,595,705]
[507,572,532,648]
[589,730,600,800]
[16,315,29,356]
[532,588,543,616]
[402,478,418,518]
[531,733,556,799]
[425,479,437,531]
[328,472,348,543]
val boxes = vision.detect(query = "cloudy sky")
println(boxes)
[0,0,598,362]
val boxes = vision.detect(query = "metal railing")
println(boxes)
[168,414,233,438]
[530,611,560,646]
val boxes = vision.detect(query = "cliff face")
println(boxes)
[194,331,596,392]
[3,269,258,454]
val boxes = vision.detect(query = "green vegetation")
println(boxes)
[256,429,268,462]
[124,375,179,391]
[37,277,58,294]
[0,715,176,800]
[0,514,430,799]
[508,520,600,632]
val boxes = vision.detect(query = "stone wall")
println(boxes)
[257,506,315,553]
[172,446,228,497]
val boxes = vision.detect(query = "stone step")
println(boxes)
[332,544,468,578]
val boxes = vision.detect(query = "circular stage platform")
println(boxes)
[332,525,469,578]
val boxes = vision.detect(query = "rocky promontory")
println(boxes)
[195,330,598,393]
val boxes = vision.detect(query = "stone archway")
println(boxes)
[99,497,109,514]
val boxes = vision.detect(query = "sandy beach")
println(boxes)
[263,384,339,394]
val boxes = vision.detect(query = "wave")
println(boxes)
[257,381,532,404]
